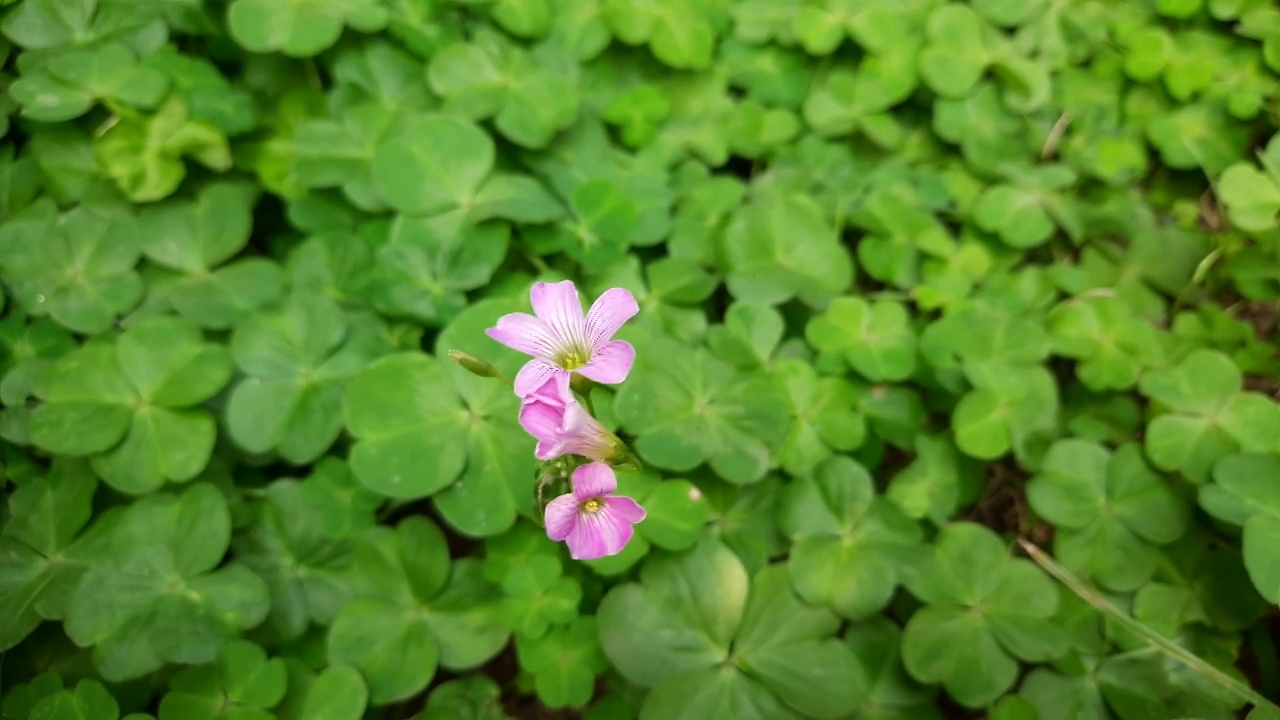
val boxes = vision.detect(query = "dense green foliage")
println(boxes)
[2,0,1280,718]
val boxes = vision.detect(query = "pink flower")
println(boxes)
[486,280,639,397]
[519,376,622,462]
[545,462,646,560]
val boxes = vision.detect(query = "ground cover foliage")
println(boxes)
[1,0,1280,718]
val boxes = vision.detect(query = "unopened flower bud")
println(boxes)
[448,350,506,382]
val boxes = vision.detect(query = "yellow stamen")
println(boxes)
[581,498,603,513]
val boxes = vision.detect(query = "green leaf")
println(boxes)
[227,293,389,465]
[603,0,715,69]
[1027,440,1189,591]
[902,523,1065,708]
[11,42,167,122]
[773,359,866,477]
[138,182,281,329]
[28,317,231,493]
[1139,349,1280,482]
[0,459,98,650]
[614,334,790,484]
[919,5,988,98]
[232,480,354,641]
[806,296,916,382]
[721,193,853,307]
[600,539,866,719]
[517,617,608,709]
[887,435,984,525]
[781,456,922,620]
[25,679,120,720]
[343,353,469,499]
[298,665,368,720]
[370,115,494,216]
[227,0,388,57]
[0,199,143,334]
[1202,454,1280,602]
[1218,162,1280,232]
[427,36,579,148]
[95,97,231,203]
[421,676,510,720]
[63,483,271,681]
[327,518,507,704]
[157,640,287,720]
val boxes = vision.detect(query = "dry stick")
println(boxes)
[1018,538,1280,713]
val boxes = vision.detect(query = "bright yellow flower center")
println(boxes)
[581,498,603,513]
[556,347,589,370]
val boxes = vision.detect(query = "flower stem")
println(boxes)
[1018,539,1280,713]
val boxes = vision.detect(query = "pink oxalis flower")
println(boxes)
[519,376,623,462]
[545,462,646,560]
[486,280,639,397]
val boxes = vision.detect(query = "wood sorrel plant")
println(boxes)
[451,280,647,560]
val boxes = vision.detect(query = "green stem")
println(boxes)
[1018,539,1280,713]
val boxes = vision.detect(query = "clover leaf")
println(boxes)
[95,97,231,203]
[773,359,866,477]
[599,538,868,720]
[63,483,271,681]
[604,0,716,69]
[226,293,391,465]
[516,617,609,709]
[1145,102,1248,175]
[0,316,76,444]
[1028,440,1189,592]
[887,435,984,526]
[1048,295,1165,391]
[0,459,99,650]
[326,517,507,704]
[28,317,231,493]
[0,198,143,335]
[614,334,789,484]
[782,456,922,620]
[843,618,940,719]
[7,677,121,720]
[973,166,1080,249]
[228,0,387,57]
[344,298,535,536]
[421,676,511,720]
[1138,349,1280,483]
[427,34,578,148]
[139,181,283,329]
[918,5,989,99]
[10,42,167,122]
[806,296,917,382]
[902,522,1067,708]
[157,640,287,720]
[721,192,853,307]
[233,480,355,641]
[298,457,381,540]
[1219,160,1280,233]
[1201,454,1280,602]
[1,0,163,51]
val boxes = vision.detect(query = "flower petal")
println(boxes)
[530,281,586,350]
[604,495,647,525]
[544,493,580,542]
[567,506,635,559]
[514,359,565,398]
[578,340,635,385]
[519,399,564,449]
[584,288,639,350]
[572,462,617,500]
[486,312,555,358]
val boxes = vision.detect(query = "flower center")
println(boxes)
[555,345,590,370]
[580,497,604,513]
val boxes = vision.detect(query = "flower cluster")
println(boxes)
[477,280,646,560]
